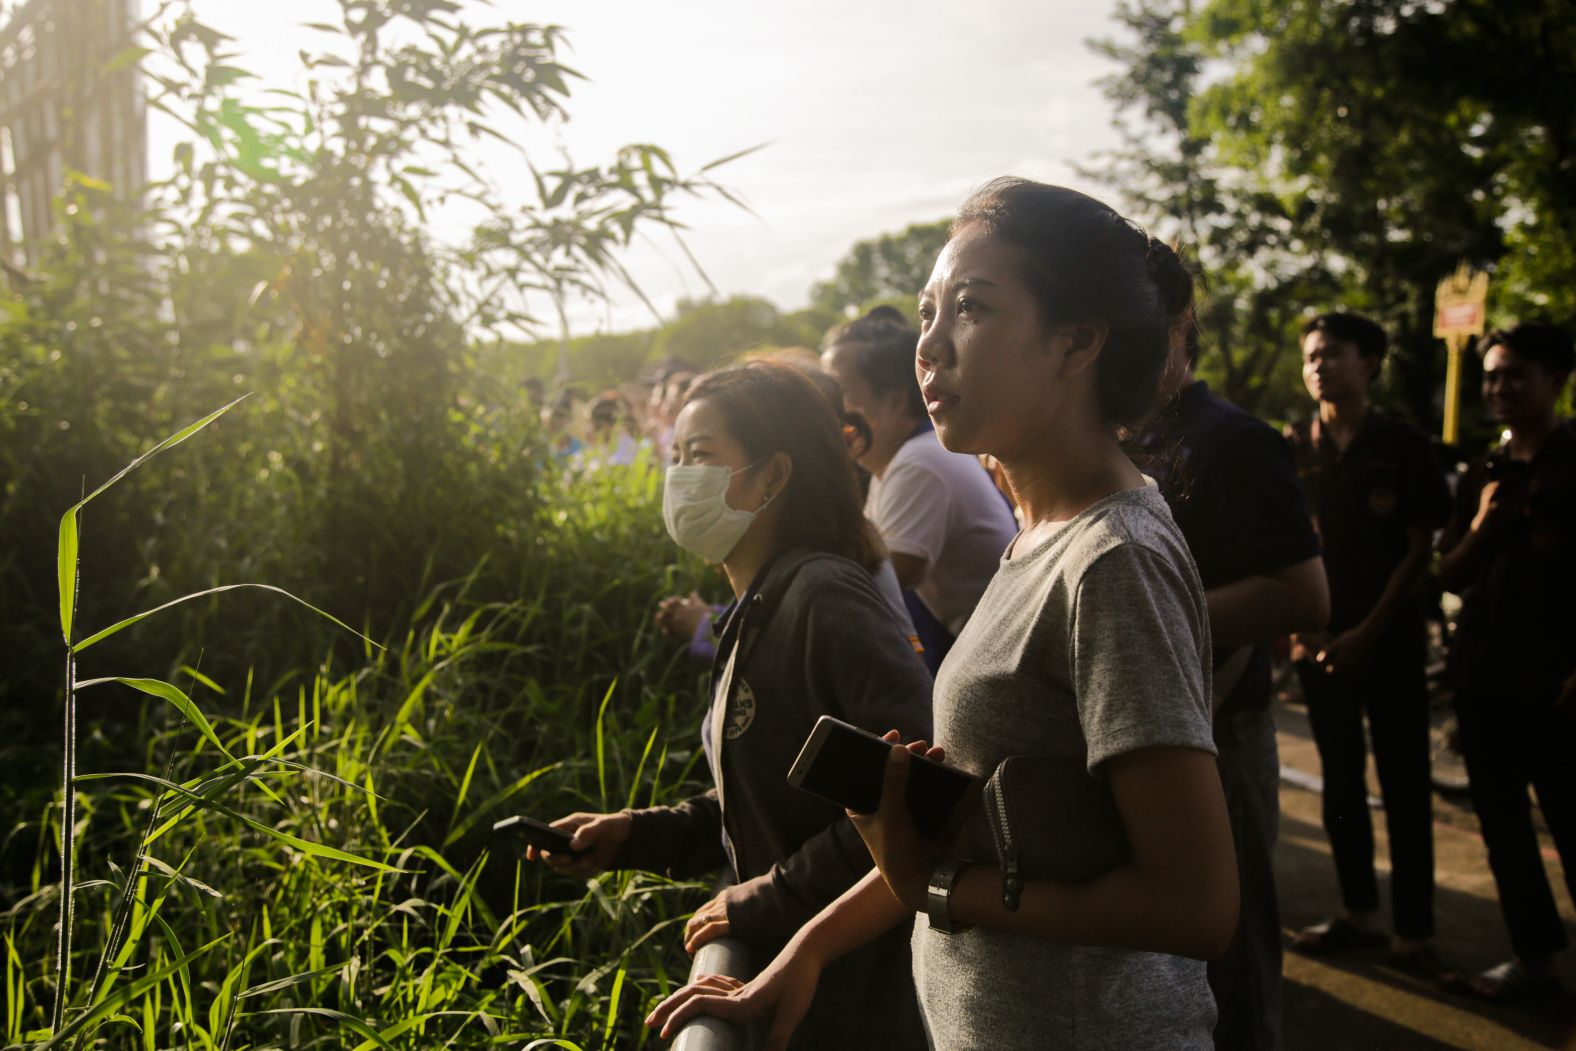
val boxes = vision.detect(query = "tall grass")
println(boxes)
[5,418,717,1048]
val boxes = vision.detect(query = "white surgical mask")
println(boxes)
[663,460,769,563]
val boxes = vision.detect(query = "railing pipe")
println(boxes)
[669,935,754,1051]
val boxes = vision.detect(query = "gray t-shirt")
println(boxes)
[912,484,1218,1050]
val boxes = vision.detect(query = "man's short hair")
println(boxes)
[1302,312,1388,366]
[1483,323,1575,377]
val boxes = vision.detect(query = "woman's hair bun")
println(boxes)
[1144,237,1194,323]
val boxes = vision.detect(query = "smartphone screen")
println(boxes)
[787,716,980,838]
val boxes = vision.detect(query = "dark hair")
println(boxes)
[766,353,876,458]
[589,390,631,426]
[1483,323,1575,377]
[1302,313,1388,368]
[821,308,926,421]
[684,362,885,573]
[952,178,1195,427]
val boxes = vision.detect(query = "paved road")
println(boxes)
[1273,697,1576,1050]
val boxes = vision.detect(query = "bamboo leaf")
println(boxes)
[73,396,249,515]
[73,583,381,654]
[57,508,78,643]
[698,140,770,173]
[76,677,238,766]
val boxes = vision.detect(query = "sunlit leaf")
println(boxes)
[76,677,238,766]
[57,508,78,643]
[73,583,380,654]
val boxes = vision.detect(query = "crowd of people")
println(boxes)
[521,177,1575,1049]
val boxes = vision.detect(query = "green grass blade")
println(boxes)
[594,680,616,811]
[447,743,483,835]
[73,771,399,872]
[73,583,381,654]
[57,508,78,642]
[35,933,229,1049]
[599,965,627,1051]
[256,1008,403,1050]
[76,677,238,766]
[236,965,343,1000]
[74,396,250,513]
[442,762,561,848]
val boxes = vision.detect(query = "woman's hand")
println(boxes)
[655,591,711,643]
[646,936,827,1051]
[525,811,630,878]
[847,732,947,912]
[683,893,732,953]
[1316,624,1378,676]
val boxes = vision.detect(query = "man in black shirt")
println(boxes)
[1438,322,1576,1002]
[1138,326,1328,1051]
[1286,313,1452,975]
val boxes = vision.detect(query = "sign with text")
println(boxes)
[1433,264,1489,339]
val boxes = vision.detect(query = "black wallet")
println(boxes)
[983,755,1132,911]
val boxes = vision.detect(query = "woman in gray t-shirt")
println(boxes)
[649,179,1238,1050]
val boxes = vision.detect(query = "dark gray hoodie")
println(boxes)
[619,548,933,1046]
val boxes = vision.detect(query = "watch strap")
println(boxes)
[926,859,971,935]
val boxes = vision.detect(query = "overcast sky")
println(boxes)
[159,0,1130,333]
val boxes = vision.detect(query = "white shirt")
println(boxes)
[866,430,1019,636]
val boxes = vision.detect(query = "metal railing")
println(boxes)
[669,934,754,1051]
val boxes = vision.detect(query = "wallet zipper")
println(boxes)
[990,763,1024,912]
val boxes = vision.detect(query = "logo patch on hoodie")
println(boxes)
[725,679,757,739]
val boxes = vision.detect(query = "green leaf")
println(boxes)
[73,582,380,653]
[66,397,248,527]
[57,508,78,643]
[75,677,238,766]
[35,934,229,1048]
[257,1007,410,1050]
[75,771,399,872]
[103,45,153,74]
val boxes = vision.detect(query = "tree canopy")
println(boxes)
[809,218,951,317]
[1087,0,1575,430]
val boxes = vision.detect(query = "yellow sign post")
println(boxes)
[1433,263,1489,445]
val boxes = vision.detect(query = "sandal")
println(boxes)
[1471,960,1562,1004]
[1290,916,1387,955]
[1386,945,1469,992]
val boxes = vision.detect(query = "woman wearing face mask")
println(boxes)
[533,361,933,1047]
[648,180,1236,1050]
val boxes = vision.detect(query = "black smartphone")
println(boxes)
[493,815,587,856]
[786,716,981,839]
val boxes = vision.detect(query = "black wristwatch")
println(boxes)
[926,859,971,935]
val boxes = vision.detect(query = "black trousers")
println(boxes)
[1209,707,1283,1051]
[1455,689,1576,962]
[1295,638,1435,940]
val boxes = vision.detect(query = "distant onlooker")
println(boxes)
[540,394,582,460]
[646,360,698,453]
[1286,312,1452,977]
[586,390,643,466]
[821,307,1017,671]
[1437,322,1576,1003]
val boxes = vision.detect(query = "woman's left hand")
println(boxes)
[684,893,732,953]
[848,732,947,912]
